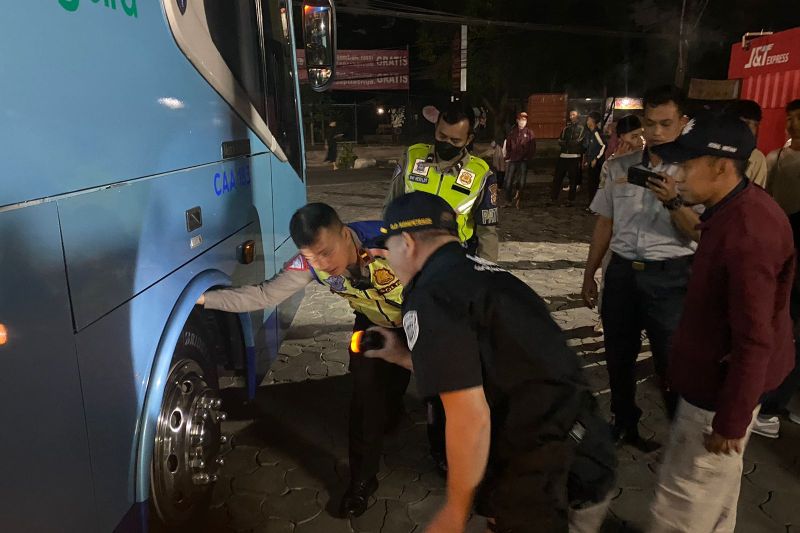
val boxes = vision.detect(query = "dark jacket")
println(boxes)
[668,183,796,438]
[504,126,536,162]
[585,128,606,162]
[558,122,586,155]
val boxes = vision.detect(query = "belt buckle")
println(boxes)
[632,261,646,271]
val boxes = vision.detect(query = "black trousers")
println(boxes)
[348,313,411,482]
[586,160,603,204]
[427,396,446,460]
[601,254,690,429]
[484,441,573,532]
[325,140,337,162]
[551,158,582,202]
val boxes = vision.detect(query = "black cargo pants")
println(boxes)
[347,313,411,482]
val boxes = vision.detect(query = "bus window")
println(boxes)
[262,1,303,176]
[204,1,268,123]
[162,0,289,162]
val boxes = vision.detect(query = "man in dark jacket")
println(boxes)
[584,111,607,204]
[552,110,587,205]
[647,112,795,532]
[504,111,536,208]
[365,192,617,532]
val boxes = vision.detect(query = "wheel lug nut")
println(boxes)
[212,398,222,409]
[190,458,205,469]
[210,474,218,482]
[216,411,227,422]
[220,435,228,444]
[216,457,225,466]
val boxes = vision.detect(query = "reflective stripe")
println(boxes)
[457,197,477,214]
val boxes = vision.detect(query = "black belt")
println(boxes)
[611,253,692,272]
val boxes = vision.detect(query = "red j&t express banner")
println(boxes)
[297,49,409,90]
[729,28,800,78]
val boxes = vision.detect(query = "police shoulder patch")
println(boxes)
[403,310,419,350]
[284,255,309,271]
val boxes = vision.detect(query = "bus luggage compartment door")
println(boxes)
[0,203,95,532]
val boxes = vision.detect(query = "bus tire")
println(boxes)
[149,313,224,528]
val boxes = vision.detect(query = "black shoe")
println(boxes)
[338,477,378,518]
[612,424,661,453]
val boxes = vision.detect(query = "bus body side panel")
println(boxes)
[270,155,307,252]
[1,3,258,208]
[73,224,263,532]
[58,156,267,330]
[270,155,307,354]
[0,204,95,532]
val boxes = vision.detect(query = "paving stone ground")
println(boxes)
[204,181,800,533]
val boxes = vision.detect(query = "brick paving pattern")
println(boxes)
[203,181,800,533]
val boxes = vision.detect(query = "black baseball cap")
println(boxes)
[651,111,756,164]
[376,192,458,247]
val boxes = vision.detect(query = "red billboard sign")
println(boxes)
[297,49,409,91]
[728,28,800,79]
[728,27,800,153]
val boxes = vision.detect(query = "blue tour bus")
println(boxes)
[0,1,336,530]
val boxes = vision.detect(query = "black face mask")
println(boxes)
[434,139,464,162]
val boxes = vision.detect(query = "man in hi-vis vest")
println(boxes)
[385,101,499,262]
[384,101,499,477]
[198,203,407,519]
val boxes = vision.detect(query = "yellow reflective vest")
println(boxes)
[315,257,404,328]
[402,144,490,243]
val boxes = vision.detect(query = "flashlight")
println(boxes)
[350,330,385,354]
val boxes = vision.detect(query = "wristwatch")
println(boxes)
[663,195,683,211]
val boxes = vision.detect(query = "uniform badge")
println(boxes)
[373,268,396,286]
[412,159,430,176]
[325,275,346,292]
[409,174,429,184]
[456,169,476,188]
[403,310,419,350]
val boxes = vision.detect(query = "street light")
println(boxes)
[377,107,385,115]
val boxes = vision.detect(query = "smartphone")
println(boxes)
[627,166,664,188]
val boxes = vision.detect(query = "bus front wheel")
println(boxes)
[150,315,225,527]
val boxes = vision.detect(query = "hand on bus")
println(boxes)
[196,294,206,306]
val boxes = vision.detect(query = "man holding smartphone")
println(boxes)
[582,86,702,450]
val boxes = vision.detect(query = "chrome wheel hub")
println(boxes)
[151,359,226,524]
